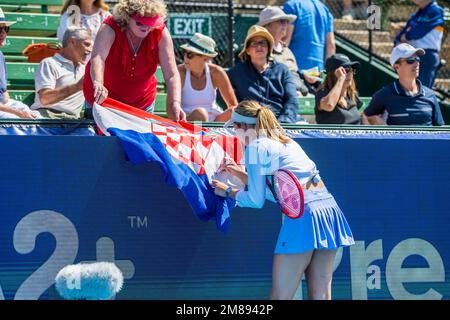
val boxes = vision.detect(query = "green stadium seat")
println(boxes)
[8,90,35,106]
[6,62,371,119]
[4,12,60,36]
[0,0,62,13]
[8,88,373,121]
[0,4,42,13]
[5,62,164,89]
[2,36,59,56]
[298,96,315,115]
[6,62,38,89]
[8,89,169,114]
[154,67,165,90]
[3,55,28,62]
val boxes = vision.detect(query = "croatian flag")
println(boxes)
[93,98,243,232]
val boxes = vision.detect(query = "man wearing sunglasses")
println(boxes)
[364,43,443,126]
[0,8,41,119]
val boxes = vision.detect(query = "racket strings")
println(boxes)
[274,171,303,218]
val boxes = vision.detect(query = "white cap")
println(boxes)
[390,43,425,67]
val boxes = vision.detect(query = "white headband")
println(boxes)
[224,109,257,128]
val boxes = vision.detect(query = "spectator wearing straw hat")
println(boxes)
[364,43,443,126]
[258,6,315,96]
[178,33,237,122]
[0,8,41,119]
[227,25,301,124]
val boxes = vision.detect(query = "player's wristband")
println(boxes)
[225,186,233,198]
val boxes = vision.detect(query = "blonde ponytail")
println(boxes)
[235,100,291,144]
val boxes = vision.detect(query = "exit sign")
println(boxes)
[167,14,212,39]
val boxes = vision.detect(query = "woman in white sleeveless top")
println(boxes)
[178,33,237,122]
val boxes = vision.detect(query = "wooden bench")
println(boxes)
[0,0,63,13]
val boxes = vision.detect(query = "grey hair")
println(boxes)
[62,27,92,47]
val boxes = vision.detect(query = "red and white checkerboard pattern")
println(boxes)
[93,99,242,179]
[150,122,233,176]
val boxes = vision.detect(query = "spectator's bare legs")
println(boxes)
[270,252,313,300]
[187,107,209,121]
[214,108,233,122]
[305,249,337,300]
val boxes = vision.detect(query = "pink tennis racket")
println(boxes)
[266,169,305,219]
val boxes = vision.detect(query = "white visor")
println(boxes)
[224,109,257,128]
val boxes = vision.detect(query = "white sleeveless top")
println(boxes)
[181,64,223,121]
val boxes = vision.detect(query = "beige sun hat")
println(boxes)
[238,25,274,59]
[257,6,297,26]
[179,33,218,58]
[0,8,16,26]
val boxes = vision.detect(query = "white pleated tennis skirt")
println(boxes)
[274,191,355,254]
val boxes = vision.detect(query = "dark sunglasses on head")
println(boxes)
[0,26,10,33]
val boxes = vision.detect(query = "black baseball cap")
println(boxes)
[325,54,360,74]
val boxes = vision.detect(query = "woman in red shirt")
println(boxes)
[84,0,185,121]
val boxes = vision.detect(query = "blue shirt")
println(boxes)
[283,0,334,70]
[227,59,299,123]
[394,0,444,51]
[0,51,7,103]
[364,79,444,126]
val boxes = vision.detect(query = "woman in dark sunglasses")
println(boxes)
[177,33,237,122]
[315,53,368,125]
[0,6,14,47]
